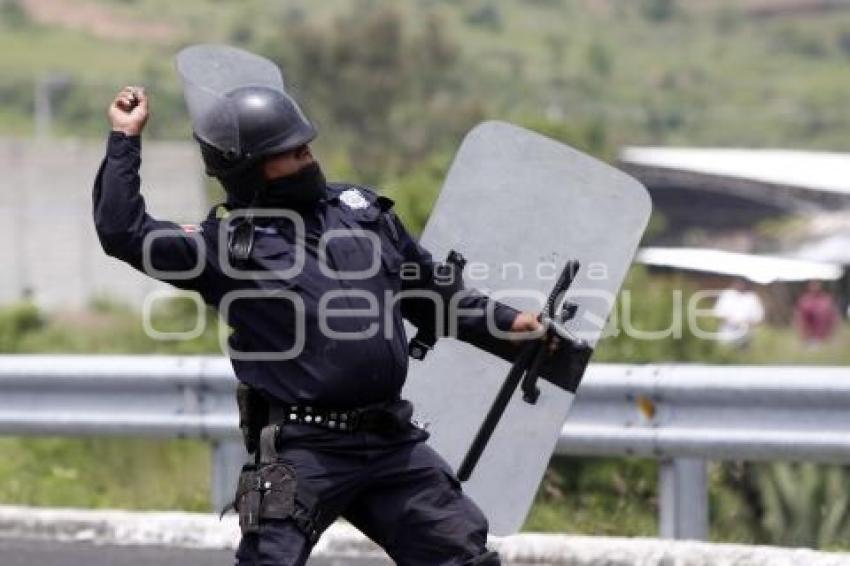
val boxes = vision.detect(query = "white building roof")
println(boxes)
[793,234,850,265]
[621,147,850,196]
[637,247,843,285]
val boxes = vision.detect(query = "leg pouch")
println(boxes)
[235,462,297,535]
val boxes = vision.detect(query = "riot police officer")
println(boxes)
[94,45,541,566]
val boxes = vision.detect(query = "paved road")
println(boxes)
[0,538,391,566]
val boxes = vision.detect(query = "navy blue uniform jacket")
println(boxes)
[93,132,518,409]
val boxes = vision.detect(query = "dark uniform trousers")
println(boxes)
[236,425,490,566]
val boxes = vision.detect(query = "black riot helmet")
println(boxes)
[195,85,317,202]
[176,44,318,200]
[197,85,317,174]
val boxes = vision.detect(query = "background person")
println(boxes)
[794,280,840,346]
[713,279,765,348]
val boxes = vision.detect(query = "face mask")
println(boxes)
[221,166,264,208]
[261,162,327,211]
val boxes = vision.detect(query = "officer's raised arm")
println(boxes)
[93,86,214,294]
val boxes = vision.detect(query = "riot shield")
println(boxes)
[176,44,285,155]
[402,121,651,535]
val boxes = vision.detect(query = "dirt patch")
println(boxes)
[724,0,850,18]
[579,0,850,18]
[50,309,122,333]
[21,0,180,42]
[683,0,850,18]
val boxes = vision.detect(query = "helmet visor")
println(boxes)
[176,44,285,156]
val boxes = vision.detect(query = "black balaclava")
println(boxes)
[220,165,265,209]
[260,162,327,211]
[220,161,328,262]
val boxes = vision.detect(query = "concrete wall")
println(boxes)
[0,137,206,309]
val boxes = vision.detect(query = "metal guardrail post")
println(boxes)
[211,440,248,513]
[659,458,708,540]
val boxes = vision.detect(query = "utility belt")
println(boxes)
[236,383,415,455]
[266,399,414,435]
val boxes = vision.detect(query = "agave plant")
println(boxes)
[758,462,850,548]
[721,462,850,548]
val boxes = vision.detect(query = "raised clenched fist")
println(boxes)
[108,86,149,136]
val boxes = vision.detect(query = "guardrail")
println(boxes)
[1,355,848,540]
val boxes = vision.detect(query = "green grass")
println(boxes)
[4,0,850,152]
[525,456,658,536]
[0,301,218,511]
[735,325,850,365]
[0,437,210,511]
[0,105,35,136]
[0,26,154,81]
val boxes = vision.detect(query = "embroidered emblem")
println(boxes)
[339,188,369,210]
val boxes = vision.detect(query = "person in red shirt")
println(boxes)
[794,280,840,345]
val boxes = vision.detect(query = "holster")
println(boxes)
[234,460,296,534]
[232,425,321,543]
[236,383,269,455]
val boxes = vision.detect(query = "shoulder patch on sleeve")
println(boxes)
[181,224,202,234]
